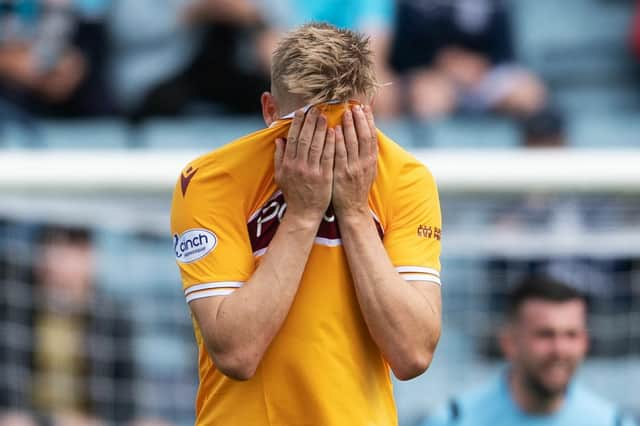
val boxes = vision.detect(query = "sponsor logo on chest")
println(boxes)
[247,192,382,255]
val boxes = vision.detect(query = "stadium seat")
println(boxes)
[420,117,520,148]
[554,86,640,114]
[568,112,640,147]
[0,121,41,148]
[512,0,636,84]
[139,116,264,150]
[376,118,416,149]
[97,231,180,296]
[37,120,130,149]
[0,101,43,148]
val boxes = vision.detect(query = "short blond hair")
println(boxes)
[271,22,379,106]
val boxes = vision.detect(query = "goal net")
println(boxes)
[0,149,638,425]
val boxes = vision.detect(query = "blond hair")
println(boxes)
[271,22,379,106]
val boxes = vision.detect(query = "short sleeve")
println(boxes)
[383,161,442,286]
[170,164,255,304]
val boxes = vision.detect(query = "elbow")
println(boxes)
[215,356,258,381]
[391,350,435,381]
[392,327,441,381]
[205,344,260,381]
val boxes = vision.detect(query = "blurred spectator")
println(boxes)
[390,0,547,121]
[108,0,270,120]
[0,224,136,425]
[0,0,113,118]
[421,275,637,426]
[259,0,399,117]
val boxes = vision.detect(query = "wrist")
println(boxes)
[282,208,324,230]
[335,207,372,227]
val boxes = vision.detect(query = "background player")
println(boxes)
[421,275,637,426]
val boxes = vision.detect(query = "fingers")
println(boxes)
[309,114,327,166]
[342,109,359,162]
[351,104,373,157]
[321,128,336,176]
[334,124,347,169]
[364,104,376,135]
[363,104,378,157]
[296,107,319,161]
[274,137,284,171]
[285,109,305,160]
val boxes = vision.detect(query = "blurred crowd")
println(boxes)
[4,0,638,146]
[1,1,640,425]
[0,224,179,426]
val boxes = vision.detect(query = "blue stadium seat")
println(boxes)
[512,0,635,83]
[0,101,43,148]
[420,117,520,148]
[37,120,130,149]
[140,116,264,149]
[97,232,180,296]
[376,118,416,149]
[0,121,41,148]
[554,86,640,114]
[568,112,640,147]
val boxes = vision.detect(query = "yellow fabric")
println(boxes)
[32,313,87,413]
[171,101,442,426]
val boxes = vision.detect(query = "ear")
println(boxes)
[261,92,279,127]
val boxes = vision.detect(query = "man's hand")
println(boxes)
[332,104,378,218]
[275,107,335,223]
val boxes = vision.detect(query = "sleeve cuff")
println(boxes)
[184,281,244,303]
[395,266,441,286]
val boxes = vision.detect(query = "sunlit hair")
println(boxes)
[271,22,379,106]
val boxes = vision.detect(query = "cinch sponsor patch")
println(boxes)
[174,229,217,263]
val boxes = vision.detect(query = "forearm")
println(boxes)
[193,105,333,379]
[339,213,441,380]
[204,213,319,376]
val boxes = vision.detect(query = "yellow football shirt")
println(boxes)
[170,101,442,426]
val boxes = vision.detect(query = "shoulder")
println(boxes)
[377,131,437,190]
[566,384,630,424]
[173,126,277,201]
[179,128,268,179]
[456,376,509,416]
[424,376,508,425]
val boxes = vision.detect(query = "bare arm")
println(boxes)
[339,214,441,380]
[333,105,442,380]
[0,45,39,88]
[189,108,335,380]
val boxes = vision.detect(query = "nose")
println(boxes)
[551,333,577,357]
